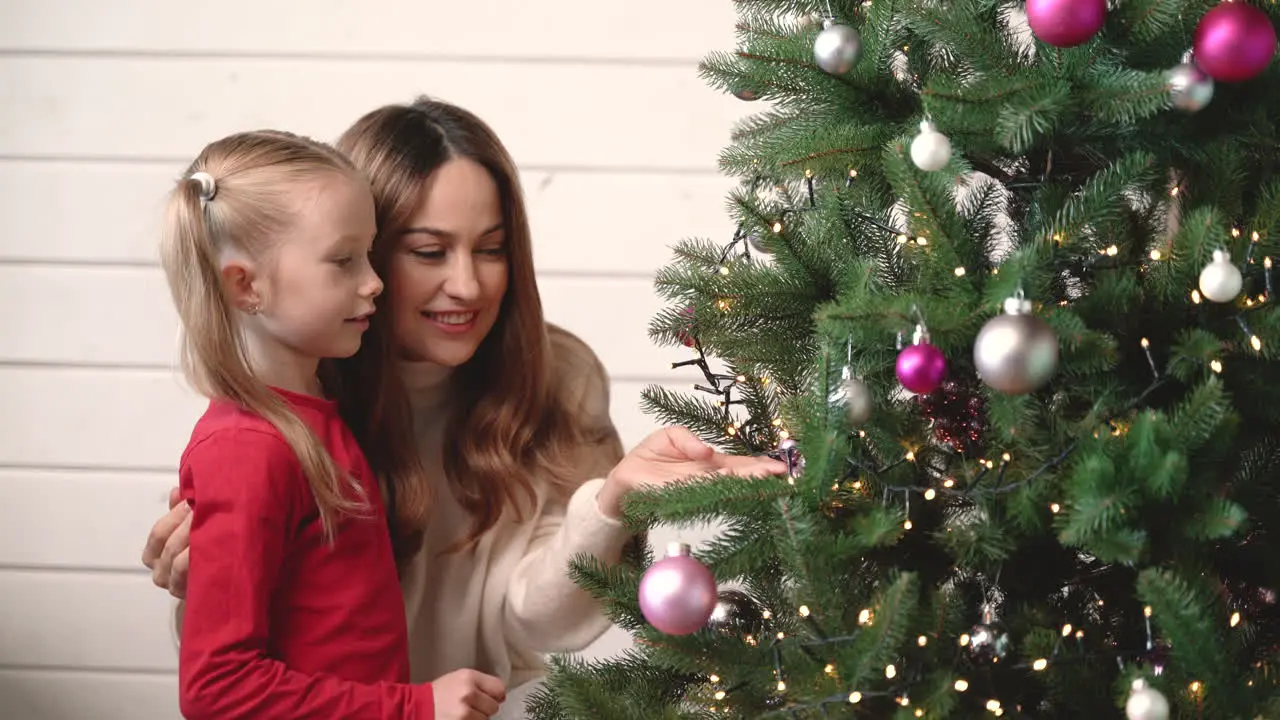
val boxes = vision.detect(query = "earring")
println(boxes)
[245,302,261,315]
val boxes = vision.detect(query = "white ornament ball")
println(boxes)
[813,19,862,75]
[1198,249,1243,303]
[1125,679,1170,720]
[1168,62,1214,112]
[910,120,952,172]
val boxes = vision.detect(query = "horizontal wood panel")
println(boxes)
[0,159,736,272]
[0,265,683,378]
[0,469,172,570]
[0,57,749,171]
[0,669,178,720]
[0,0,737,62]
[0,366,687,469]
[0,571,178,671]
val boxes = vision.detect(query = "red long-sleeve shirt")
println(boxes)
[177,388,433,719]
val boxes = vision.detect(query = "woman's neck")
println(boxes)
[399,357,456,411]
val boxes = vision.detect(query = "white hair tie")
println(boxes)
[189,171,217,203]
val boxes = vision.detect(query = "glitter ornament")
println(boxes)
[1168,60,1215,112]
[1026,0,1106,47]
[910,120,952,172]
[638,542,718,636]
[1125,679,1170,720]
[896,325,947,395]
[917,379,989,455]
[1198,249,1244,302]
[1193,1,1277,83]
[973,292,1060,395]
[813,19,862,75]
[676,305,697,348]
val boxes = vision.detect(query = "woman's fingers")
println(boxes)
[714,453,789,477]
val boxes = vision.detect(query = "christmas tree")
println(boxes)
[528,1,1280,717]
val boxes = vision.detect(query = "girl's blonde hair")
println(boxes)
[160,129,429,546]
[335,98,614,551]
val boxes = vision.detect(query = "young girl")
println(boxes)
[161,129,453,718]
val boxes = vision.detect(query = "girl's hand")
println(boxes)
[432,669,507,720]
[141,486,192,598]
[597,426,789,519]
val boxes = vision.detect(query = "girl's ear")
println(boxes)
[220,259,263,314]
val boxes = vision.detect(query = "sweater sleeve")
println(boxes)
[502,330,635,653]
[178,429,434,720]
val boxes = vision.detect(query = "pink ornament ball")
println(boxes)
[1193,2,1277,82]
[896,342,947,395]
[638,544,718,635]
[1026,0,1107,48]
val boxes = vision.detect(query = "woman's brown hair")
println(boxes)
[334,97,598,550]
[160,130,428,547]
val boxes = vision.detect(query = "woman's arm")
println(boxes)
[178,429,435,720]
[502,335,633,653]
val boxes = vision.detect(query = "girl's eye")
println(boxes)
[479,246,507,256]
[332,256,353,267]
[410,249,446,260]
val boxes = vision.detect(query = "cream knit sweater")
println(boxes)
[395,326,633,691]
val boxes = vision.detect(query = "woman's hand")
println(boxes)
[141,486,192,598]
[597,426,789,519]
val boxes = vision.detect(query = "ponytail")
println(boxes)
[160,132,377,540]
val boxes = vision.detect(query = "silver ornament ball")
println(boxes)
[1125,679,1170,720]
[1198,249,1243,303]
[705,589,765,637]
[829,366,873,425]
[973,295,1059,395]
[1168,62,1214,112]
[964,605,1011,665]
[813,19,862,75]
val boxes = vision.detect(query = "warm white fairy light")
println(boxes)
[848,691,862,704]
[709,674,720,683]
[761,610,773,619]
[885,664,897,679]
[858,608,873,625]
[1050,502,1061,513]
[1251,335,1262,351]
[824,664,836,676]
[776,680,786,692]
[954,266,967,276]
[1211,359,1223,373]
[1150,249,1163,260]
[1032,658,1048,671]
[897,234,909,244]
[714,690,726,700]
[954,679,969,692]
[1191,289,1203,304]
[918,635,929,647]
[915,237,929,246]
[1061,623,1072,637]
[924,488,937,500]
[772,220,783,233]
[1231,611,1242,627]
[798,605,811,617]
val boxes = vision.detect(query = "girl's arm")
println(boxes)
[178,429,435,720]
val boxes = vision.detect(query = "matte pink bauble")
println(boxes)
[896,342,947,395]
[1026,0,1107,48]
[638,543,718,635]
[1193,2,1277,82]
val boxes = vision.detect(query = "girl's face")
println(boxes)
[385,157,510,367]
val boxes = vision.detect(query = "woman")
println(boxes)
[142,96,785,719]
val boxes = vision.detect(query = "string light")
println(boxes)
[1231,611,1242,628]
[848,691,862,703]
[954,679,969,692]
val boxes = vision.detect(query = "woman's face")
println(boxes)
[385,157,510,367]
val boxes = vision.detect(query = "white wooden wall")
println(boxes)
[0,2,749,716]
